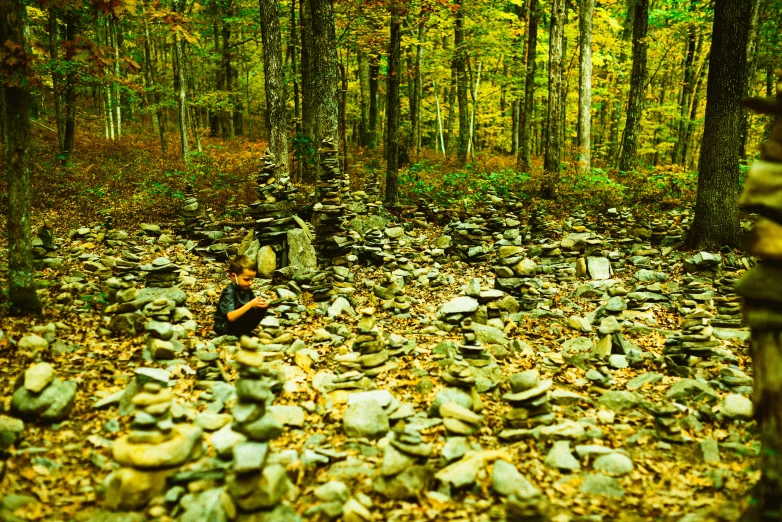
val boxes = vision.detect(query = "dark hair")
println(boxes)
[229,254,258,275]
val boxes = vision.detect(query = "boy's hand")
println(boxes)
[250,297,269,309]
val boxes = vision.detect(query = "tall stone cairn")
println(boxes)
[249,149,300,269]
[735,73,782,519]
[313,138,355,266]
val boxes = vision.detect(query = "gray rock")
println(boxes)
[626,372,662,391]
[472,322,508,345]
[441,296,479,315]
[587,257,612,280]
[435,451,485,488]
[606,296,627,312]
[373,465,432,500]
[11,378,77,422]
[24,363,54,393]
[140,223,162,236]
[244,239,261,263]
[544,441,580,471]
[593,453,633,476]
[608,354,628,369]
[145,320,174,340]
[665,379,718,400]
[314,481,350,503]
[442,436,471,462]
[328,297,356,318]
[579,473,625,497]
[492,459,540,499]
[563,337,594,353]
[430,387,473,416]
[178,488,227,522]
[0,415,24,450]
[233,441,269,473]
[598,316,621,335]
[597,391,643,411]
[343,398,389,439]
[381,444,415,476]
[700,438,721,464]
[257,245,277,279]
[287,229,317,270]
[635,269,667,282]
[18,334,49,355]
[210,424,246,458]
[722,393,753,420]
[271,405,306,427]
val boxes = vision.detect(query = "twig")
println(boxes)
[31,120,57,133]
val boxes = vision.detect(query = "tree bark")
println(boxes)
[685,0,756,250]
[411,18,426,158]
[110,17,122,139]
[48,7,64,150]
[609,0,635,165]
[172,6,189,159]
[142,4,166,153]
[518,0,538,172]
[683,36,706,168]
[62,9,77,164]
[672,21,697,166]
[309,0,339,148]
[454,0,469,164]
[740,0,761,159]
[368,52,379,150]
[577,0,594,174]
[300,0,316,182]
[445,64,456,154]
[259,0,290,174]
[222,1,235,140]
[544,0,565,176]
[210,20,223,137]
[358,50,369,147]
[618,0,649,173]
[0,0,43,315]
[385,12,401,206]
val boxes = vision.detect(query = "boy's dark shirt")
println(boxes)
[214,283,265,336]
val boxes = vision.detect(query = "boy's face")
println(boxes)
[231,268,256,290]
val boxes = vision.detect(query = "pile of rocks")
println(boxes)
[141,257,181,288]
[664,308,734,368]
[364,171,381,215]
[144,315,187,361]
[683,251,722,274]
[31,221,62,269]
[226,336,291,513]
[176,184,203,238]
[313,138,354,266]
[356,227,386,265]
[114,249,142,280]
[352,308,390,377]
[502,370,554,430]
[649,403,684,443]
[374,429,433,500]
[713,276,743,327]
[458,319,491,366]
[443,219,489,263]
[194,341,225,382]
[249,150,302,270]
[438,295,479,329]
[11,363,77,423]
[105,379,203,511]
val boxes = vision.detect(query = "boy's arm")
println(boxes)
[227,301,254,322]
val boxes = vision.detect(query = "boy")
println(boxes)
[213,255,269,337]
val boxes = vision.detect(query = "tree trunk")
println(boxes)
[358,51,369,146]
[385,12,401,206]
[609,0,635,165]
[62,9,77,164]
[259,0,290,174]
[411,18,426,158]
[618,0,649,173]
[518,0,538,172]
[110,17,122,139]
[300,0,316,182]
[685,0,756,250]
[740,0,761,159]
[309,0,339,147]
[467,61,481,161]
[672,22,697,166]
[289,0,301,139]
[0,0,43,315]
[222,2,235,140]
[368,52,379,150]
[143,5,166,153]
[543,0,565,177]
[683,37,706,168]
[433,78,445,154]
[210,21,223,137]
[577,0,594,174]
[454,0,469,164]
[445,65,456,154]
[172,17,189,158]
[48,7,64,150]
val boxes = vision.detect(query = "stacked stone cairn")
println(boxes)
[11,363,77,424]
[458,319,491,367]
[664,309,731,370]
[249,150,301,269]
[141,257,182,288]
[443,219,490,262]
[713,276,743,327]
[114,249,143,280]
[374,428,433,500]
[501,370,554,431]
[357,227,386,266]
[226,338,290,513]
[194,341,224,382]
[176,184,203,238]
[648,403,684,443]
[364,170,381,215]
[352,307,391,377]
[313,138,355,266]
[145,313,187,361]
[31,221,61,268]
[105,380,203,511]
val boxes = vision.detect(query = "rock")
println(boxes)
[568,316,592,333]
[257,246,277,278]
[492,459,540,499]
[723,393,753,420]
[576,258,588,277]
[430,388,474,416]
[440,402,483,425]
[442,437,471,462]
[140,223,162,236]
[17,334,49,356]
[314,481,350,503]
[606,296,627,312]
[195,413,232,431]
[328,297,356,318]
[579,473,625,498]
[597,391,643,411]
[287,229,317,270]
[343,398,389,439]
[626,372,662,391]
[608,354,628,369]
[373,465,432,500]
[113,424,203,469]
[145,320,174,340]
[665,379,718,400]
[270,405,306,427]
[587,257,612,280]
[0,415,24,450]
[228,463,290,511]
[593,453,633,476]
[342,498,372,522]
[598,316,621,335]
[441,296,479,315]
[24,363,54,393]
[514,258,537,276]
[472,322,508,345]
[381,445,415,476]
[210,424,247,458]
[105,467,175,511]
[435,451,486,488]
[244,240,261,263]
[700,438,721,464]
[11,378,77,422]
[544,441,580,471]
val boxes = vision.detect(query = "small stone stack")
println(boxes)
[374,428,433,500]
[527,208,550,239]
[502,370,554,430]
[31,221,61,268]
[145,317,186,361]
[444,219,490,263]
[114,249,142,280]
[194,342,224,382]
[364,170,381,215]
[249,150,300,269]
[649,403,684,442]
[176,184,203,238]
[713,276,743,327]
[313,138,354,266]
[664,310,728,368]
[11,363,77,423]
[106,382,203,511]
[357,228,386,266]
[141,257,182,288]
[458,319,491,367]
[226,339,290,513]
[351,307,390,377]
[683,251,722,274]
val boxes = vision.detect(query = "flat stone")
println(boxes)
[700,438,721,464]
[441,296,479,315]
[0,415,24,450]
[270,405,306,427]
[209,424,246,458]
[328,297,356,318]
[597,390,643,411]
[579,473,625,498]
[665,379,718,400]
[545,441,580,471]
[113,424,203,469]
[11,378,77,422]
[232,441,269,473]
[492,459,540,499]
[587,257,612,280]
[593,453,633,476]
[18,334,49,355]
[343,398,389,439]
[723,393,753,420]
[626,372,662,391]
[24,363,54,393]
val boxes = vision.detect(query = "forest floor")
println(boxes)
[0,129,760,522]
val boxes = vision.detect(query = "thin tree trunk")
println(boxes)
[577,0,594,174]
[685,0,756,250]
[300,0,316,182]
[609,0,635,165]
[358,51,369,146]
[433,78,445,155]
[454,0,469,164]
[368,52,379,150]
[222,2,235,140]
[445,65,456,154]
[173,24,189,158]
[518,0,538,171]
[740,0,761,159]
[259,0,290,174]
[48,7,64,150]
[673,22,697,165]
[143,5,166,153]
[339,56,348,172]
[385,12,402,206]
[1,0,43,315]
[467,61,481,161]
[684,48,708,169]
[62,9,77,164]
[618,0,649,172]
[111,17,122,138]
[411,18,426,158]
[544,0,565,178]
[210,21,223,137]
[289,0,301,140]
[309,0,339,147]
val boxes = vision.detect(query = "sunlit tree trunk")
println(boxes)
[62,9,77,164]
[609,0,634,165]
[260,0,290,174]
[454,0,469,164]
[48,7,64,150]
[740,0,761,159]
[577,0,594,174]
[368,51,379,151]
[143,4,166,153]
[673,22,697,166]
[172,14,189,158]
[1,0,43,315]
[411,18,426,158]
[385,11,401,206]
[543,0,565,180]
[518,0,537,172]
[110,17,121,139]
[618,0,649,173]
[685,0,756,250]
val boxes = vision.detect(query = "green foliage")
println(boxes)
[291,134,318,169]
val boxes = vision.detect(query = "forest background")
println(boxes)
[0,0,779,250]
